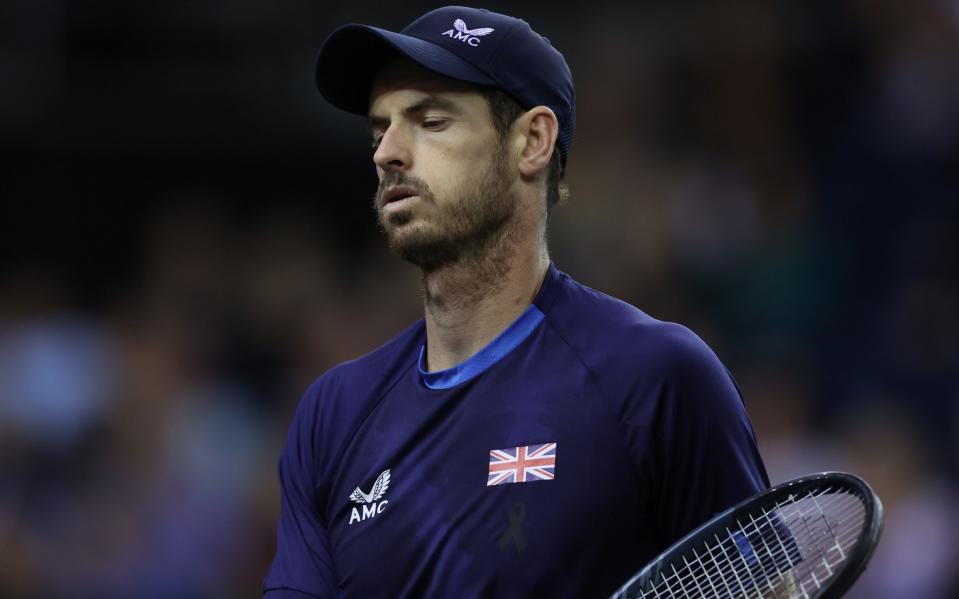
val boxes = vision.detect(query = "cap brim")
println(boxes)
[315,24,499,115]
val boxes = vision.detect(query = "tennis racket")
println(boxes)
[610,472,883,599]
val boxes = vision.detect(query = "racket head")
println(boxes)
[610,471,883,599]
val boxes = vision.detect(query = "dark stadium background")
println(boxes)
[2,1,957,596]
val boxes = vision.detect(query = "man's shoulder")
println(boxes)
[291,319,422,429]
[284,319,424,467]
[308,318,425,400]
[548,271,725,386]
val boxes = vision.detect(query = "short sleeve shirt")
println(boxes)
[264,264,769,598]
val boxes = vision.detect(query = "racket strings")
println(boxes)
[721,490,862,596]
[635,487,867,599]
[649,508,803,599]
[784,501,864,597]
[676,491,864,599]
[642,492,835,598]
[781,491,865,596]
[648,490,865,599]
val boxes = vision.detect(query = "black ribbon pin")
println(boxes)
[498,501,528,553]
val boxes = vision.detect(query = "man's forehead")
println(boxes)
[369,57,482,111]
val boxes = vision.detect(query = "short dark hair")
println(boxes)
[478,88,569,214]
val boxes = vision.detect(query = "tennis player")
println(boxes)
[264,6,769,598]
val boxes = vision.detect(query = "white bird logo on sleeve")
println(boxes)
[454,19,494,37]
[350,469,391,504]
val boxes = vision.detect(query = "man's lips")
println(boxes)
[380,186,422,211]
[382,186,419,205]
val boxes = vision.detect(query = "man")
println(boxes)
[264,6,768,598]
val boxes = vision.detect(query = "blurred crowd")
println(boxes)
[2,1,958,597]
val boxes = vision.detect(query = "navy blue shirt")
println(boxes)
[264,264,768,598]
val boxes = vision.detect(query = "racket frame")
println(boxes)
[610,471,884,599]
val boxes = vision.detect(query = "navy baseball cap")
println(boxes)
[315,6,575,167]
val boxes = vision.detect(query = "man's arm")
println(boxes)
[263,392,339,598]
[650,329,770,548]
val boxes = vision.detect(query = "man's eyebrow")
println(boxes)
[368,95,463,131]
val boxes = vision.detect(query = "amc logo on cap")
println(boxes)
[441,18,494,46]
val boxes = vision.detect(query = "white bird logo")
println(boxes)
[349,469,391,504]
[453,19,494,37]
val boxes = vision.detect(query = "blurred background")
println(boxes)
[2,0,957,597]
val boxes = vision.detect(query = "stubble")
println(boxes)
[372,143,517,277]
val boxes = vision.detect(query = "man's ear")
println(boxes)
[515,106,558,179]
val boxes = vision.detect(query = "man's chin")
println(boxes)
[383,208,414,228]
[387,227,459,271]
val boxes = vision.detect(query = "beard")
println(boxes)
[373,143,516,272]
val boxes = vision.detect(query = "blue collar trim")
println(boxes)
[418,304,545,390]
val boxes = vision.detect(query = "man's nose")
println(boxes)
[373,125,412,171]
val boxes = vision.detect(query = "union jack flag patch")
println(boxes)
[487,442,557,486]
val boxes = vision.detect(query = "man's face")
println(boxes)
[369,59,517,271]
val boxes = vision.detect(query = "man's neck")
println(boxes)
[421,233,549,372]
